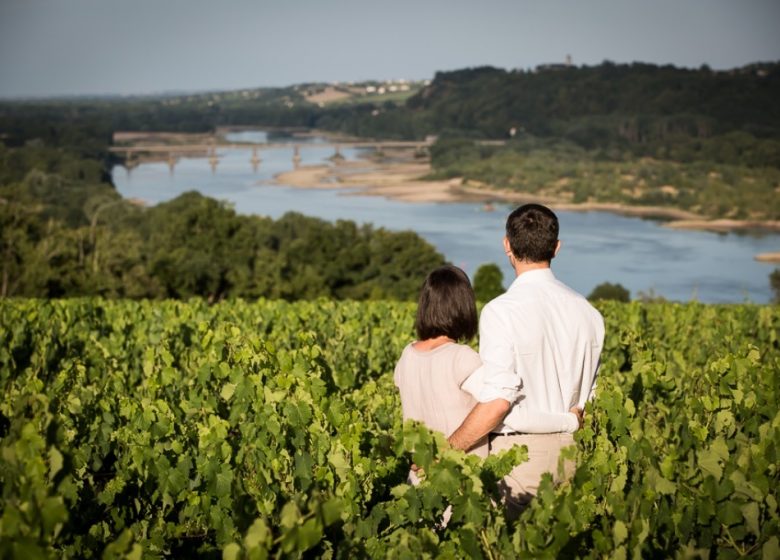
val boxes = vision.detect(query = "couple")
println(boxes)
[394,203,605,512]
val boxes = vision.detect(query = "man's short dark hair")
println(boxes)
[415,265,478,342]
[506,204,559,263]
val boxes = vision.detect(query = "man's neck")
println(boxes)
[513,260,551,277]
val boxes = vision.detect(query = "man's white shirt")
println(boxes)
[463,268,604,434]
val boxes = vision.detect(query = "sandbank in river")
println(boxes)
[272,156,780,236]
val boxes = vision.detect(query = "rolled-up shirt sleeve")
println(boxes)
[476,302,523,403]
[503,405,580,433]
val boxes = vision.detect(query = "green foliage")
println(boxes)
[4,60,780,234]
[0,120,446,300]
[338,61,771,170]
[636,288,669,303]
[403,63,780,159]
[0,299,778,557]
[5,61,780,164]
[428,138,493,168]
[427,136,780,220]
[0,143,445,300]
[343,62,780,220]
[473,263,505,302]
[588,282,631,302]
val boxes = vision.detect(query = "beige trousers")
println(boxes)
[488,433,576,513]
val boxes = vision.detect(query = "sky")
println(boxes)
[0,0,779,98]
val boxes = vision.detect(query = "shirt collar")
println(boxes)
[508,268,555,289]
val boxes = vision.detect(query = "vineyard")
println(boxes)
[0,299,778,558]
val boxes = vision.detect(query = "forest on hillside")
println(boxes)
[2,61,780,299]
[404,63,780,220]
[4,61,779,156]
[0,123,444,300]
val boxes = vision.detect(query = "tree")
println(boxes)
[588,282,630,302]
[362,229,446,300]
[771,269,780,303]
[473,263,504,302]
[144,192,242,301]
[0,193,41,297]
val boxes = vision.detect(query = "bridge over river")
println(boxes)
[109,139,506,173]
[110,140,431,173]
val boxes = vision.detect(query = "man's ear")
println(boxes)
[503,236,512,256]
[554,239,562,258]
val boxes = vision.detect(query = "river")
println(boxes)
[112,130,780,303]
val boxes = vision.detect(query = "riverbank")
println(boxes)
[113,130,780,236]
[274,158,480,203]
[755,252,780,263]
[111,136,780,303]
[272,156,780,234]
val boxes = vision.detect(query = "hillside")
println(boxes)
[3,60,780,286]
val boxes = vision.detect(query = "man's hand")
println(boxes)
[448,399,511,451]
[569,406,584,430]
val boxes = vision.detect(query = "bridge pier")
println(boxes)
[292,145,302,168]
[167,153,177,174]
[331,145,344,164]
[208,146,219,174]
[124,155,138,177]
[250,146,262,172]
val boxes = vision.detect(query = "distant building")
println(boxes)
[535,54,574,72]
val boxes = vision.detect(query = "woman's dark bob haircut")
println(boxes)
[415,265,478,342]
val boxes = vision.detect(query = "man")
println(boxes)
[449,203,604,511]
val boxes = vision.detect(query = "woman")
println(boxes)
[394,265,490,458]
[394,265,582,464]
